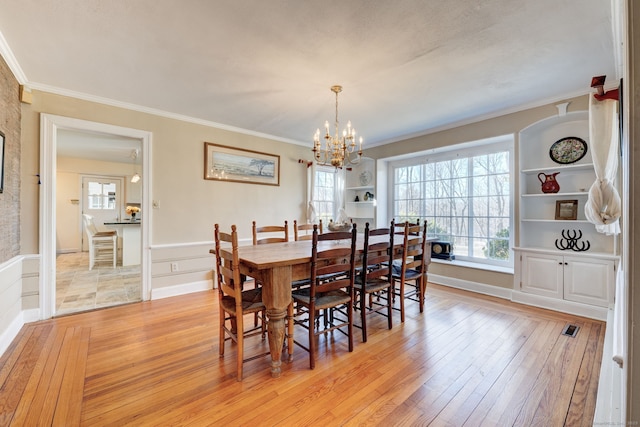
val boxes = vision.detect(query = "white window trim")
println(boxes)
[387,135,515,268]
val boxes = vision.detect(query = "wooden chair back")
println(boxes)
[293,219,323,241]
[309,223,357,298]
[356,222,394,342]
[361,223,394,283]
[214,224,243,304]
[392,220,428,321]
[252,220,289,245]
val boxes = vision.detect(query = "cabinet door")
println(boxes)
[563,256,613,307]
[521,253,563,298]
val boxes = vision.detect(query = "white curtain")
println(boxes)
[334,167,346,222]
[585,93,621,235]
[306,163,317,223]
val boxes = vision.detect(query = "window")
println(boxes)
[312,167,336,222]
[392,138,513,267]
[87,181,117,210]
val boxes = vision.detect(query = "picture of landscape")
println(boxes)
[204,142,280,186]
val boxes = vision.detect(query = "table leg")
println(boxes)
[259,265,292,378]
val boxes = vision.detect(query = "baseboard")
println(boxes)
[0,310,24,357]
[512,290,607,320]
[429,273,512,300]
[150,279,213,300]
[594,306,625,423]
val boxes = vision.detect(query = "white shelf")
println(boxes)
[522,192,588,198]
[521,163,594,174]
[346,185,374,191]
[521,219,590,223]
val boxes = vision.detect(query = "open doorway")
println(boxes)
[40,115,151,319]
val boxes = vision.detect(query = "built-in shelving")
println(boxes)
[513,107,618,319]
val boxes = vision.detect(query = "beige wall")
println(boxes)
[20,91,310,254]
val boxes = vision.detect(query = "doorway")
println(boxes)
[41,114,151,319]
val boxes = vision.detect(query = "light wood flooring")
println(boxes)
[0,283,604,426]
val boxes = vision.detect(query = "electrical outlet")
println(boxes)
[171,262,178,272]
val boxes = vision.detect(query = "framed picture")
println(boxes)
[555,199,578,220]
[204,142,280,186]
[0,131,4,194]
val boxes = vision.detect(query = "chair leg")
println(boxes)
[360,290,367,343]
[236,311,244,382]
[286,302,294,362]
[387,287,393,330]
[347,300,354,352]
[309,306,316,370]
[112,237,117,268]
[219,309,226,357]
[400,281,406,323]
[418,277,426,313]
[89,246,95,270]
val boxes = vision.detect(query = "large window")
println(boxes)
[392,139,513,266]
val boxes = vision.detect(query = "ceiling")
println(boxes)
[0,0,620,160]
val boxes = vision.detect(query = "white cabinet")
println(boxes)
[518,250,614,308]
[344,157,375,222]
[513,107,618,319]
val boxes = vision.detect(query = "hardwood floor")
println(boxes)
[0,284,604,426]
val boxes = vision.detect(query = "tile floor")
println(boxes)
[55,252,141,316]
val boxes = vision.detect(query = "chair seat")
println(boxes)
[391,263,422,280]
[292,288,351,311]
[354,277,391,294]
[220,288,265,314]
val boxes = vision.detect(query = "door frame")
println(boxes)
[40,114,152,319]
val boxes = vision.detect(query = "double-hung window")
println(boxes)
[391,137,513,267]
[311,166,344,223]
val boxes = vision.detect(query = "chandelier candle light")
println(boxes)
[312,85,363,168]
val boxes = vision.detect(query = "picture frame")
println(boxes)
[204,142,280,186]
[0,131,5,194]
[555,199,578,220]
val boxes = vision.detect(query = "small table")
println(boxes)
[218,235,434,378]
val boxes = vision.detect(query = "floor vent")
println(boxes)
[562,324,579,338]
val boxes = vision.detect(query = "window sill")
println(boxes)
[431,258,514,275]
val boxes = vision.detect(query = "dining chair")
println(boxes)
[214,224,268,381]
[250,220,289,324]
[291,223,357,369]
[252,220,289,245]
[82,214,117,270]
[353,222,394,342]
[293,219,323,241]
[391,220,428,322]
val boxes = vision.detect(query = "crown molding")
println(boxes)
[0,29,28,84]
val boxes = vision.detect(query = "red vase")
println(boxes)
[538,172,560,193]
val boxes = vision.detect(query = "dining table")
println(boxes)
[217,233,435,378]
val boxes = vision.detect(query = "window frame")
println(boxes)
[311,165,344,223]
[388,136,515,268]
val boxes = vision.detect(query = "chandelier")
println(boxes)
[312,85,363,168]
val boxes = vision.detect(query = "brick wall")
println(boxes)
[0,56,21,262]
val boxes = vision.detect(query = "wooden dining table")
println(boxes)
[218,234,435,378]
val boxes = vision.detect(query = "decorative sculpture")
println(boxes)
[555,229,590,252]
